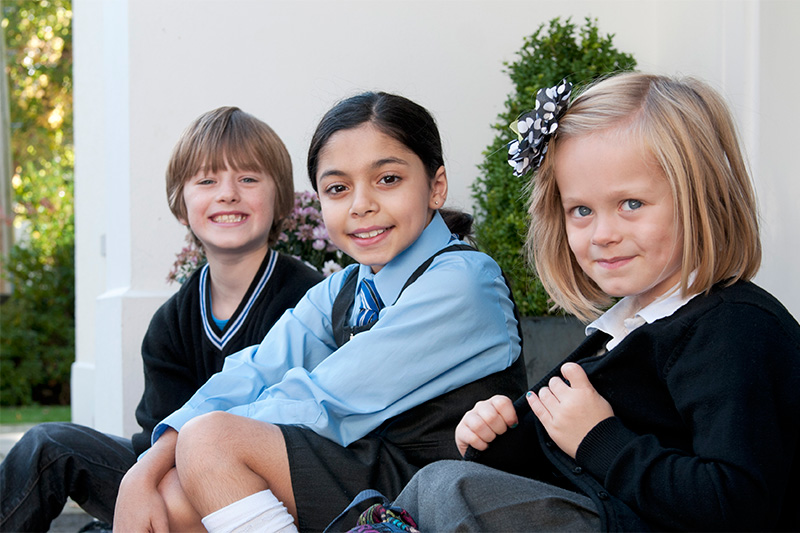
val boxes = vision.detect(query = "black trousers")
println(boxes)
[0,422,135,532]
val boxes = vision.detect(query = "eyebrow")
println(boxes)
[372,157,409,168]
[318,156,410,181]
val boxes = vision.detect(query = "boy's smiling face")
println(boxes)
[180,165,276,259]
[316,124,447,273]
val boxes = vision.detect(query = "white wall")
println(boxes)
[72,0,800,435]
[755,0,800,322]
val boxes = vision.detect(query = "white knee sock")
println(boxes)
[201,489,298,533]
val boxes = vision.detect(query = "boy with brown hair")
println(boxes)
[0,106,323,532]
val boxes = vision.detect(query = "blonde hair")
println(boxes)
[166,106,294,246]
[528,72,761,321]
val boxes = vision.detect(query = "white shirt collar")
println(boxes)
[586,274,699,351]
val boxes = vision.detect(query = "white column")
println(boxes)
[72,0,178,436]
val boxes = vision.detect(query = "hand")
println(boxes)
[455,395,518,457]
[526,362,614,458]
[114,428,178,532]
[114,463,171,533]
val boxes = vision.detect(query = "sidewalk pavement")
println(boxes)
[1,424,95,532]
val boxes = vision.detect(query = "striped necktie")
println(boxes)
[356,277,385,327]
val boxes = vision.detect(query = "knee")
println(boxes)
[395,461,463,519]
[13,422,77,462]
[175,412,245,472]
[414,460,463,489]
[407,460,472,502]
[20,422,73,444]
[177,412,235,454]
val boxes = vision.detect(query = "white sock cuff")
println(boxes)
[201,490,283,533]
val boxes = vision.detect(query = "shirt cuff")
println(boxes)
[151,406,197,447]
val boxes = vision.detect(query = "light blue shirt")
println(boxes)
[154,212,521,447]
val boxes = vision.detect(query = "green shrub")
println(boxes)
[471,17,636,316]
[1,1,75,406]
[1,235,75,406]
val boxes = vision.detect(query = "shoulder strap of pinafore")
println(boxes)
[331,244,475,347]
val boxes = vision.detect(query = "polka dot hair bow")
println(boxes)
[507,79,573,177]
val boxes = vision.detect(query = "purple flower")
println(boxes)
[311,226,328,240]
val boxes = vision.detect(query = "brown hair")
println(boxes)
[166,106,293,246]
[528,72,761,321]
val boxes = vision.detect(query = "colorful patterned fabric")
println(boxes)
[349,502,420,533]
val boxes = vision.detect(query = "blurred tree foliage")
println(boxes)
[1,0,74,405]
[471,17,635,316]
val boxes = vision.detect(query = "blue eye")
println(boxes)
[572,205,592,217]
[622,199,643,211]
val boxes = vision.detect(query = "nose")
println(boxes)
[216,178,240,203]
[590,214,621,247]
[349,186,377,217]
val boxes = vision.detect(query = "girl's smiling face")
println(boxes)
[316,123,447,273]
[555,130,683,309]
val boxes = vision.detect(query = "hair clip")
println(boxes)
[507,79,572,177]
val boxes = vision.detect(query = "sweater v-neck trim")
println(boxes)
[199,249,278,349]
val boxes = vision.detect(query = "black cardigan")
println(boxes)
[131,251,323,455]
[468,281,800,531]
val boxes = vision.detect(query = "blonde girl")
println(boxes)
[392,72,800,531]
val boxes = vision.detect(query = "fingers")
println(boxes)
[560,362,591,388]
[546,376,569,398]
[527,366,579,423]
[455,424,488,456]
[467,395,517,434]
[536,364,591,404]
[526,389,552,424]
[455,395,517,456]
[486,394,519,428]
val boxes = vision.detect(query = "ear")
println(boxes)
[429,166,448,209]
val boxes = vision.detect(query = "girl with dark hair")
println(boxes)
[114,92,526,532]
[307,91,474,239]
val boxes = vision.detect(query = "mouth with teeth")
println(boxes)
[352,228,387,239]
[211,213,246,224]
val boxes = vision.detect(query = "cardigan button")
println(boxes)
[545,441,553,448]
[572,466,583,474]
[598,491,610,500]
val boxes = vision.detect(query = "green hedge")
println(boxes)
[1,1,75,406]
[1,237,74,405]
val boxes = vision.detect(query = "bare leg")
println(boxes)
[157,467,205,532]
[174,412,296,521]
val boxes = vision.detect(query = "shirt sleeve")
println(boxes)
[576,302,800,531]
[152,268,345,445]
[154,252,520,447]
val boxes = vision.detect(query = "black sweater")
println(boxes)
[469,281,800,531]
[131,251,323,455]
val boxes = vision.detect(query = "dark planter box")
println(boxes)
[520,315,586,387]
